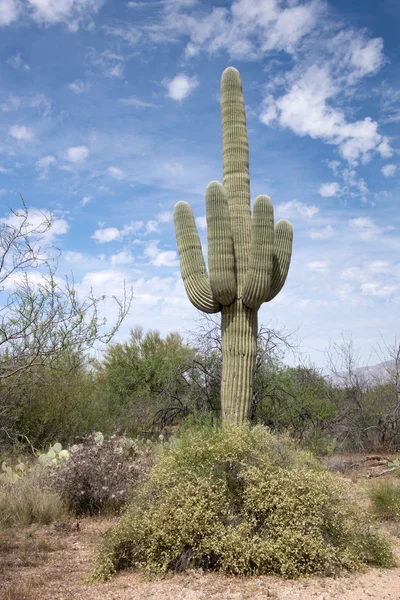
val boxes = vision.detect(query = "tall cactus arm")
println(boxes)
[266,219,293,302]
[242,195,274,309]
[206,181,236,305]
[174,201,221,313]
[221,67,251,293]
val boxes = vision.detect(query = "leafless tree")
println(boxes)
[0,198,133,445]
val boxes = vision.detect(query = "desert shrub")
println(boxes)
[369,480,400,520]
[0,469,66,526]
[90,424,395,581]
[44,433,153,516]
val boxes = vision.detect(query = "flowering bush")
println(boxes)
[91,425,395,581]
[44,432,153,516]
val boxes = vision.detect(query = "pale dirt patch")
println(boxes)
[1,516,399,600]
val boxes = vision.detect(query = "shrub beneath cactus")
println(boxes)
[90,424,395,581]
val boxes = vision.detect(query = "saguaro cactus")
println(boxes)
[174,67,293,425]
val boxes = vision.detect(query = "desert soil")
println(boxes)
[1,515,400,600]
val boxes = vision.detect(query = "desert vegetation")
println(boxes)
[1,68,400,599]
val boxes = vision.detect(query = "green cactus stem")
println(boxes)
[174,67,293,425]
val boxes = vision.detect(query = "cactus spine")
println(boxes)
[174,67,293,425]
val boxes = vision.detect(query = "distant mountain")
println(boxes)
[327,359,396,389]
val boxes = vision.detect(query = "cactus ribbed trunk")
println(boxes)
[221,300,258,425]
[174,67,293,427]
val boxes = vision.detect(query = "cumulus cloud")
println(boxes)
[107,166,126,180]
[164,74,198,101]
[381,164,397,177]
[0,0,20,26]
[64,145,89,163]
[27,0,105,30]
[348,217,394,240]
[35,155,56,179]
[110,250,134,265]
[9,124,34,141]
[144,240,178,267]
[195,216,207,230]
[260,66,391,165]
[361,283,397,298]
[275,200,319,219]
[91,220,143,243]
[156,211,173,223]
[319,182,340,197]
[91,227,121,243]
[0,207,68,243]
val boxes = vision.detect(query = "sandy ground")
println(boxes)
[1,516,400,600]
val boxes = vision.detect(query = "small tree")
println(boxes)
[96,326,196,435]
[0,199,132,447]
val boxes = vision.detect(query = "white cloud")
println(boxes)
[328,30,384,83]
[27,0,105,30]
[68,79,91,94]
[80,195,92,207]
[340,266,365,282]
[177,0,322,59]
[35,155,56,179]
[88,49,126,78]
[144,240,178,267]
[64,145,89,163]
[164,74,198,101]
[153,250,178,267]
[107,166,126,180]
[110,250,134,265]
[361,283,397,298]
[7,52,29,70]
[121,221,143,236]
[381,164,397,178]
[104,23,142,46]
[0,188,7,195]
[260,66,391,165]
[308,225,334,240]
[306,260,330,274]
[319,182,340,197]
[275,200,319,219]
[91,227,121,243]
[65,250,86,263]
[156,211,173,223]
[0,207,68,243]
[195,216,207,230]
[342,168,368,200]
[348,217,394,240]
[91,220,143,243]
[9,124,34,141]
[146,220,159,234]
[0,0,20,25]
[119,97,158,109]
[368,260,391,274]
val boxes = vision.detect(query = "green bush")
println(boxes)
[369,480,400,520]
[90,425,395,581]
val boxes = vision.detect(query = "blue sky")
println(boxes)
[0,0,399,369]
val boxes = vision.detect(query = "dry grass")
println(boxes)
[0,470,67,527]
